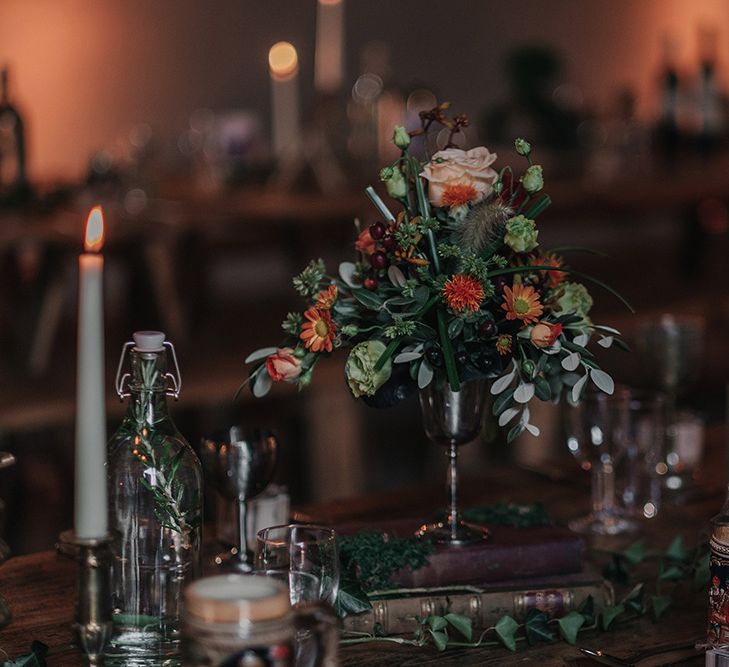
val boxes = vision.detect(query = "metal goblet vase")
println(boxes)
[201,428,278,572]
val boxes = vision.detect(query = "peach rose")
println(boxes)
[355,227,376,255]
[530,322,563,348]
[266,348,302,381]
[421,147,498,209]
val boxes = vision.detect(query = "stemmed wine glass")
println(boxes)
[416,379,488,546]
[564,387,638,535]
[201,427,277,572]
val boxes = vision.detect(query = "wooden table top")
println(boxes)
[0,462,719,666]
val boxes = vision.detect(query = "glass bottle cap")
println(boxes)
[133,331,166,352]
[185,574,290,624]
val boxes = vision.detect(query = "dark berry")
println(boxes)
[369,221,386,240]
[495,276,508,293]
[455,350,468,366]
[363,277,378,291]
[370,251,388,270]
[480,320,496,337]
[382,234,397,251]
[425,346,443,368]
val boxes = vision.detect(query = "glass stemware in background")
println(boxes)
[416,379,488,546]
[564,387,637,535]
[201,428,278,572]
[637,313,705,489]
[255,524,340,608]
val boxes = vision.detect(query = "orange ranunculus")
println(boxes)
[501,284,543,324]
[530,321,563,348]
[355,228,376,255]
[300,307,337,353]
[316,284,338,309]
[266,348,302,381]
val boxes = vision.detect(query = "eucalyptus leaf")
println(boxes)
[492,388,516,416]
[244,347,278,364]
[444,613,473,641]
[394,351,423,364]
[561,351,581,371]
[491,364,516,394]
[417,360,434,389]
[388,265,407,287]
[514,383,535,404]
[499,407,520,427]
[351,288,384,310]
[598,336,614,348]
[525,422,541,437]
[494,615,519,652]
[591,369,615,394]
[594,324,622,335]
[339,261,359,287]
[252,368,273,398]
[556,611,585,645]
[571,373,589,403]
[573,333,589,347]
[507,421,525,443]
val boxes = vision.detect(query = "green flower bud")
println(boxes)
[504,215,538,253]
[392,125,411,150]
[493,181,504,195]
[522,359,536,377]
[521,165,543,193]
[514,138,531,156]
[341,324,359,337]
[345,340,393,398]
[380,165,408,199]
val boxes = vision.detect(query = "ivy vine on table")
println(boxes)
[338,530,710,653]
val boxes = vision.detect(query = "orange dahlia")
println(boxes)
[501,284,543,324]
[316,284,338,309]
[300,307,336,352]
[443,274,485,314]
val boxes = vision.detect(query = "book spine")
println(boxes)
[343,583,613,636]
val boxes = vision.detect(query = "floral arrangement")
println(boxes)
[243,103,629,441]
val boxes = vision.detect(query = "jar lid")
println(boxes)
[133,331,166,352]
[185,574,290,624]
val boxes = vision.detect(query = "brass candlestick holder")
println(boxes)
[71,533,113,664]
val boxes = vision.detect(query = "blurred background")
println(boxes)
[1,0,729,553]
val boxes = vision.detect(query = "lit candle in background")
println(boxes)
[315,0,344,94]
[269,41,300,159]
[75,206,108,540]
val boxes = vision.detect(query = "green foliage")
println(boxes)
[0,642,47,667]
[459,502,551,528]
[292,259,327,298]
[281,311,303,335]
[556,611,585,645]
[524,609,554,645]
[494,615,519,651]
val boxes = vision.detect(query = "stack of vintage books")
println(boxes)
[338,518,611,635]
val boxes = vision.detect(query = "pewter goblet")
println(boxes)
[417,379,488,546]
[201,428,277,572]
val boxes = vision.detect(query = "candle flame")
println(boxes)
[269,41,298,80]
[84,206,104,252]
[319,0,342,5]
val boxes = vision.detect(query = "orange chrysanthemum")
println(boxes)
[441,182,479,208]
[501,284,543,324]
[443,274,485,314]
[496,334,512,356]
[316,284,338,309]
[300,307,337,352]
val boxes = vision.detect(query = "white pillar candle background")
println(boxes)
[269,41,300,159]
[74,205,108,540]
[315,0,344,94]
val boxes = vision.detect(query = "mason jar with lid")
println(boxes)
[182,574,338,666]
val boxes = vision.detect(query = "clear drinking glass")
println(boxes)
[255,525,340,607]
[564,387,636,535]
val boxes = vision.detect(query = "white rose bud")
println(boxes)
[521,165,543,193]
[392,126,411,150]
[514,138,531,156]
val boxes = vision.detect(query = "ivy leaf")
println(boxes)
[444,613,472,641]
[0,642,48,667]
[622,541,646,565]
[427,615,448,632]
[651,595,672,620]
[524,608,554,645]
[621,583,644,614]
[659,564,684,581]
[694,553,711,589]
[334,578,372,617]
[577,595,595,626]
[429,629,449,651]
[557,611,586,645]
[494,615,519,652]
[665,535,687,563]
[601,604,625,630]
